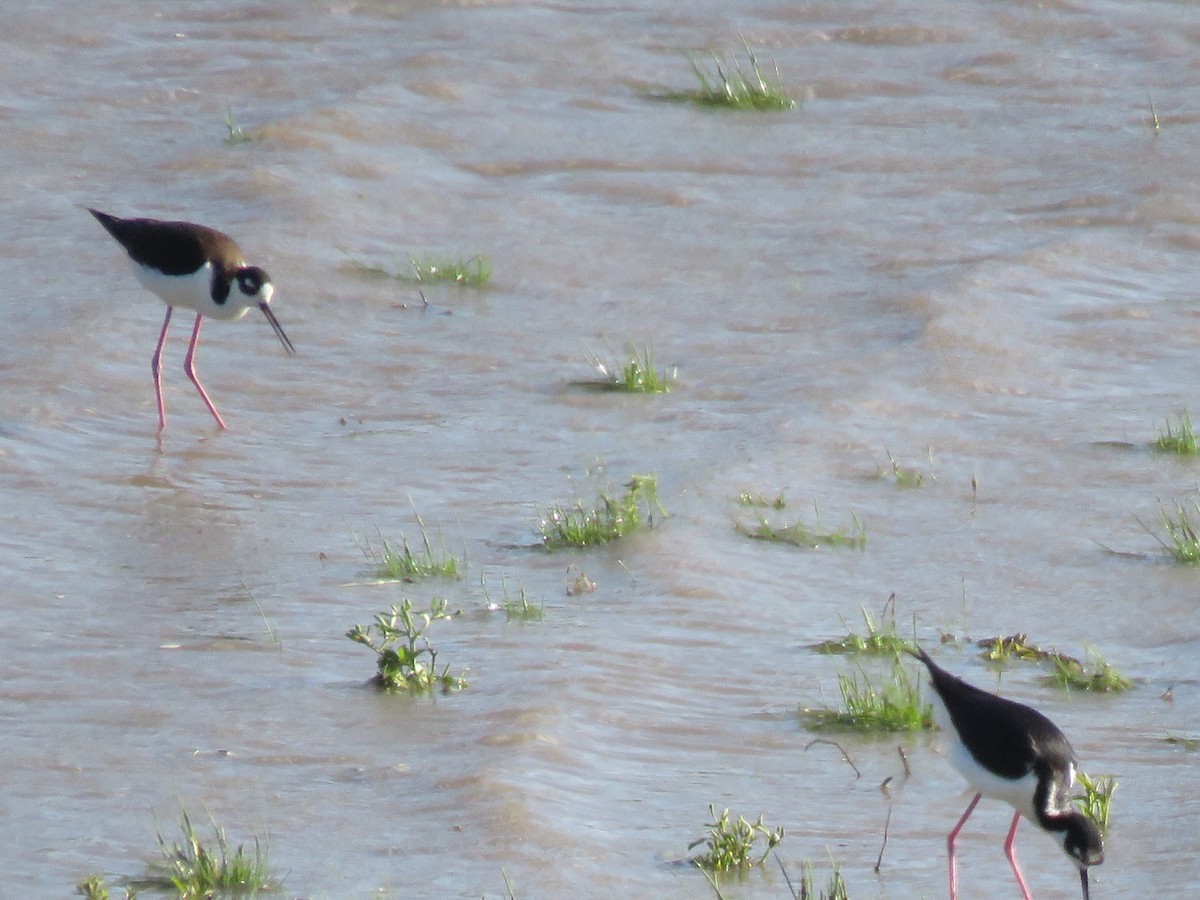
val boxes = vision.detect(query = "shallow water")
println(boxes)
[2,1,1199,896]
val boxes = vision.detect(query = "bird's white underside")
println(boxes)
[131,260,252,322]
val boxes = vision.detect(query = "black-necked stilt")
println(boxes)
[89,208,294,431]
[913,647,1103,900]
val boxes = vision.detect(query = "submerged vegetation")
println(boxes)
[341,255,491,287]
[736,503,866,550]
[736,490,786,510]
[347,598,467,693]
[540,473,666,549]
[689,804,784,872]
[223,106,262,144]
[1164,733,1200,751]
[876,447,935,488]
[802,658,931,732]
[659,40,796,111]
[483,575,544,621]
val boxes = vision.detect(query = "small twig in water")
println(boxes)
[774,851,798,899]
[896,744,911,778]
[805,737,861,779]
[875,806,893,873]
[242,581,278,646]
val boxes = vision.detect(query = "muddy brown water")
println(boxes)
[1,1,1199,896]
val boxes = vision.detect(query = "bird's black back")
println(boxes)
[89,209,242,277]
[914,647,1078,781]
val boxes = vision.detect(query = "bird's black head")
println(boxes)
[1063,814,1104,870]
[236,266,272,298]
[1044,810,1103,897]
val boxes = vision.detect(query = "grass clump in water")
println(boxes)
[76,876,127,900]
[357,519,461,582]
[407,255,491,286]
[736,503,865,550]
[783,860,850,900]
[347,597,467,694]
[736,490,786,510]
[688,804,784,873]
[146,808,274,898]
[341,255,490,287]
[877,447,935,488]
[1146,498,1200,563]
[802,658,931,732]
[540,473,666,549]
[812,595,915,656]
[1046,649,1132,693]
[1074,771,1117,835]
[483,575,544,621]
[1155,410,1199,455]
[582,343,675,393]
[975,633,1070,665]
[661,39,796,111]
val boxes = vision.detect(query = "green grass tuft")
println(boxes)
[1073,771,1117,835]
[1155,410,1198,455]
[790,860,850,900]
[483,576,544,621]
[877,447,935,488]
[812,598,915,656]
[540,473,666,549]
[76,876,117,900]
[736,504,866,550]
[347,597,467,694]
[582,344,675,393]
[736,490,786,510]
[1046,649,1133,693]
[688,804,784,872]
[803,658,931,732]
[1147,498,1200,563]
[661,39,796,111]
[357,519,461,582]
[149,808,274,898]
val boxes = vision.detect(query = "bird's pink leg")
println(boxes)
[947,793,981,900]
[182,313,227,430]
[1003,809,1033,900]
[151,307,173,432]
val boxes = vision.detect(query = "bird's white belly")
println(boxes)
[928,685,1041,822]
[132,261,249,321]
[945,739,1041,823]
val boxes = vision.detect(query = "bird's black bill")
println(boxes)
[1080,868,1090,900]
[260,302,295,355]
